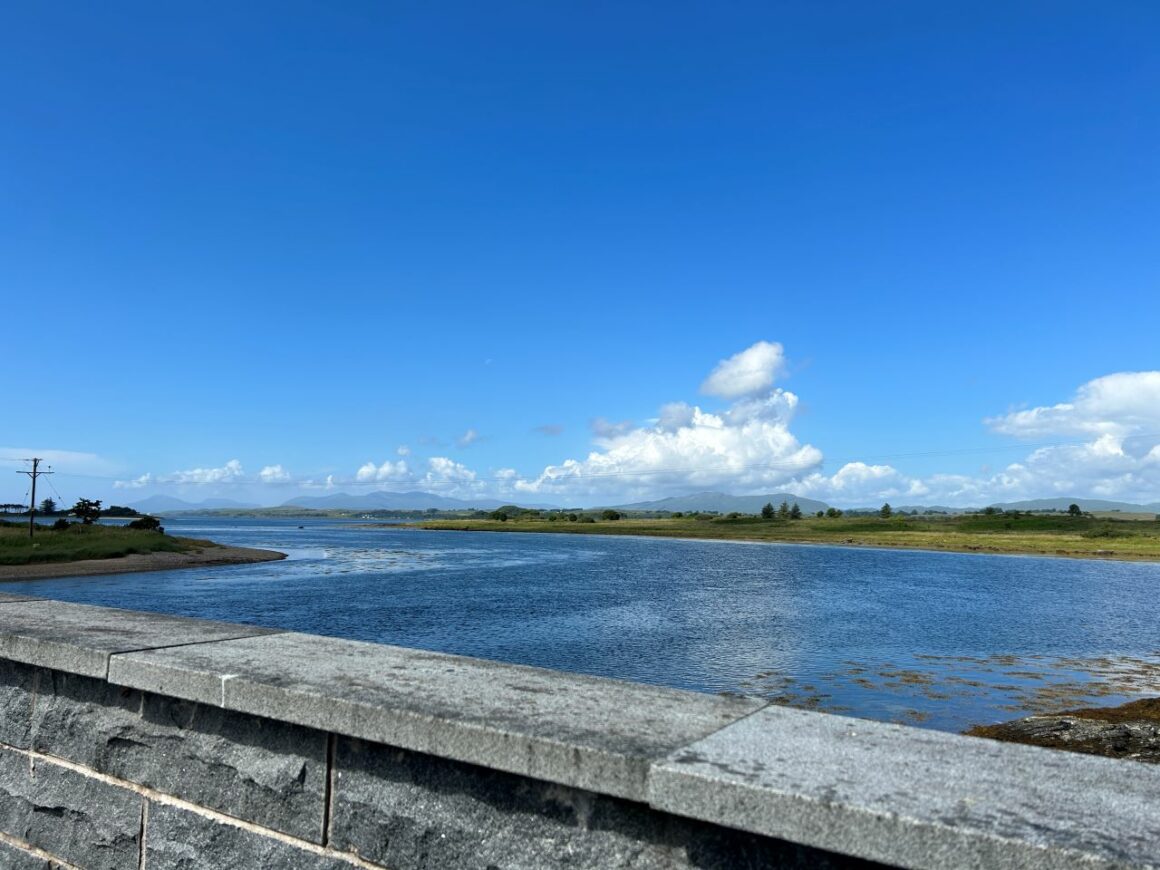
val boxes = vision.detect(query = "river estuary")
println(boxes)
[10,517,1160,732]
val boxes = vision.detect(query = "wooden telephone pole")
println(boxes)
[17,458,52,538]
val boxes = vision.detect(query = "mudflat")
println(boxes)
[0,545,286,582]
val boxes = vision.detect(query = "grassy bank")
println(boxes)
[414,513,1160,561]
[0,521,213,566]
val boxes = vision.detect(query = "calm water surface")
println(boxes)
[12,518,1160,731]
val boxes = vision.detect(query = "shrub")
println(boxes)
[128,516,164,533]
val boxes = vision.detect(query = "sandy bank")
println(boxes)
[0,546,286,583]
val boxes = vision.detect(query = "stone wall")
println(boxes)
[0,592,1156,869]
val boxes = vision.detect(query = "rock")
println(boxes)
[966,697,1160,763]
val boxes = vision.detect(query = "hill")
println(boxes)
[611,491,831,515]
[130,495,261,513]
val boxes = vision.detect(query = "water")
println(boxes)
[10,517,1160,731]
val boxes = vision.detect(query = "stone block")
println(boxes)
[329,736,872,870]
[0,747,140,870]
[111,632,762,802]
[0,600,279,678]
[0,660,37,748]
[143,801,353,870]
[29,668,328,842]
[0,838,57,869]
[649,704,1160,870]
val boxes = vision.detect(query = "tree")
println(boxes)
[1068,503,1082,517]
[880,502,893,519]
[778,500,790,519]
[826,507,843,518]
[600,509,622,521]
[490,509,509,522]
[38,498,57,515]
[761,502,775,519]
[790,502,802,520]
[128,515,164,532]
[71,499,102,525]
[816,510,824,518]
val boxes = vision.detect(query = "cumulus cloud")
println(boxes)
[421,457,481,492]
[987,372,1160,439]
[356,459,411,483]
[259,465,291,483]
[793,371,1160,505]
[397,445,411,456]
[517,359,822,499]
[456,429,481,448]
[166,459,244,485]
[700,341,785,399]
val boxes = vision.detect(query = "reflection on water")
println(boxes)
[12,517,1160,733]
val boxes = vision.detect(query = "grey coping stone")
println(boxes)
[29,668,329,842]
[110,632,765,802]
[144,801,354,870]
[330,736,875,870]
[648,704,1160,870]
[0,594,47,604]
[0,600,280,679]
[0,747,141,870]
[0,660,37,748]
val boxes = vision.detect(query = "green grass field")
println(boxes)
[416,513,1160,561]
[0,521,211,566]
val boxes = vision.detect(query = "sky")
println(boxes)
[2,2,1159,509]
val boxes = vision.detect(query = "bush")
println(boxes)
[128,516,164,533]
[579,516,596,523]
[601,510,622,521]
[52,518,71,531]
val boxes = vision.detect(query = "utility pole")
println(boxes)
[17,458,52,539]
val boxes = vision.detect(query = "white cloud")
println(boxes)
[396,445,411,456]
[700,341,785,399]
[356,459,411,483]
[259,465,291,483]
[0,447,117,476]
[590,418,635,441]
[166,459,244,485]
[518,390,822,499]
[987,372,1160,439]
[113,473,153,490]
[421,457,481,492]
[457,428,481,448]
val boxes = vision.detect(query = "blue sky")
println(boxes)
[3,2,1158,508]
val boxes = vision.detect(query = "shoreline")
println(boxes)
[407,522,1160,563]
[0,545,287,583]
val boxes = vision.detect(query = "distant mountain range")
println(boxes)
[610,491,832,515]
[130,489,1160,516]
[129,495,262,513]
[282,491,555,511]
